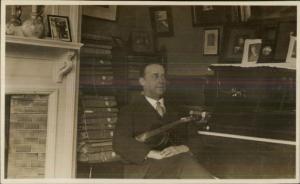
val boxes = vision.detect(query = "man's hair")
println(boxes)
[139,63,166,78]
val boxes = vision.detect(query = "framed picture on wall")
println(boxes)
[149,6,174,37]
[203,28,219,55]
[286,36,296,63]
[242,39,262,64]
[82,5,117,21]
[274,21,296,61]
[130,31,154,53]
[258,25,278,63]
[47,15,72,42]
[221,26,256,63]
[191,6,230,26]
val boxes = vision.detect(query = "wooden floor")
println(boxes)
[77,135,295,179]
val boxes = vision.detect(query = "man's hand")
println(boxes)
[160,145,190,158]
[146,150,164,160]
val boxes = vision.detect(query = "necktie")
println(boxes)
[156,101,165,117]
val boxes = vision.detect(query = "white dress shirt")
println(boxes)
[144,96,166,112]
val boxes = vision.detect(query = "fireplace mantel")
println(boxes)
[6,35,83,50]
[4,5,83,179]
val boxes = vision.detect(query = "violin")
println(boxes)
[135,110,210,149]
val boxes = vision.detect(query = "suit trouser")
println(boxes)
[124,152,214,179]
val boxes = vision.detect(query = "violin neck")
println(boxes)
[142,119,186,141]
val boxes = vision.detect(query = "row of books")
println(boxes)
[78,96,120,163]
[81,57,113,66]
[80,76,114,86]
[80,44,115,88]
[78,37,120,163]
[82,33,114,46]
[77,140,120,163]
[78,100,118,139]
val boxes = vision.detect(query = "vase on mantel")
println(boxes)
[6,6,22,36]
[22,5,45,39]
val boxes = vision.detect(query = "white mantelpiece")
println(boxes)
[5,5,83,179]
[6,35,83,50]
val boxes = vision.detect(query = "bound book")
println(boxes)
[78,150,120,163]
[80,99,117,108]
[81,107,119,113]
[80,75,114,81]
[84,43,113,50]
[79,117,118,124]
[81,47,112,55]
[80,96,116,101]
[80,70,114,76]
[78,142,113,153]
[80,79,114,86]
[79,129,114,140]
[80,57,112,66]
[78,122,115,131]
[82,33,113,42]
[82,112,118,119]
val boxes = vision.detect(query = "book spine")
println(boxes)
[81,47,112,55]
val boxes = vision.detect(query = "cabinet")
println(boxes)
[199,63,296,178]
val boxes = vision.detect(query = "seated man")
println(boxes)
[113,63,213,179]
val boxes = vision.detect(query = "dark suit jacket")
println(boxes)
[113,94,190,164]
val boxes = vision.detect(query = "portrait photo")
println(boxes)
[221,26,256,62]
[203,28,219,55]
[48,15,72,42]
[233,36,246,54]
[150,6,174,37]
[242,39,262,64]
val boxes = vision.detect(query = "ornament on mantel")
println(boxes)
[21,5,45,38]
[6,6,22,36]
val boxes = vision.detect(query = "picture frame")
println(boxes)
[130,31,154,54]
[221,26,256,63]
[82,5,117,21]
[47,15,72,42]
[258,25,278,63]
[286,36,296,63]
[274,21,296,61]
[191,6,230,26]
[203,28,219,56]
[242,39,262,64]
[149,6,174,37]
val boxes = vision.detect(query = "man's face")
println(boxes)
[139,64,166,100]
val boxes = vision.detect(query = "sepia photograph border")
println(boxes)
[1,1,299,184]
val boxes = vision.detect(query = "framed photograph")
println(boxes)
[274,21,296,61]
[149,6,174,37]
[242,39,262,64]
[130,31,154,54]
[82,5,117,21]
[47,15,72,42]
[286,36,296,63]
[191,6,230,26]
[258,25,278,63]
[221,26,256,63]
[203,28,219,55]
